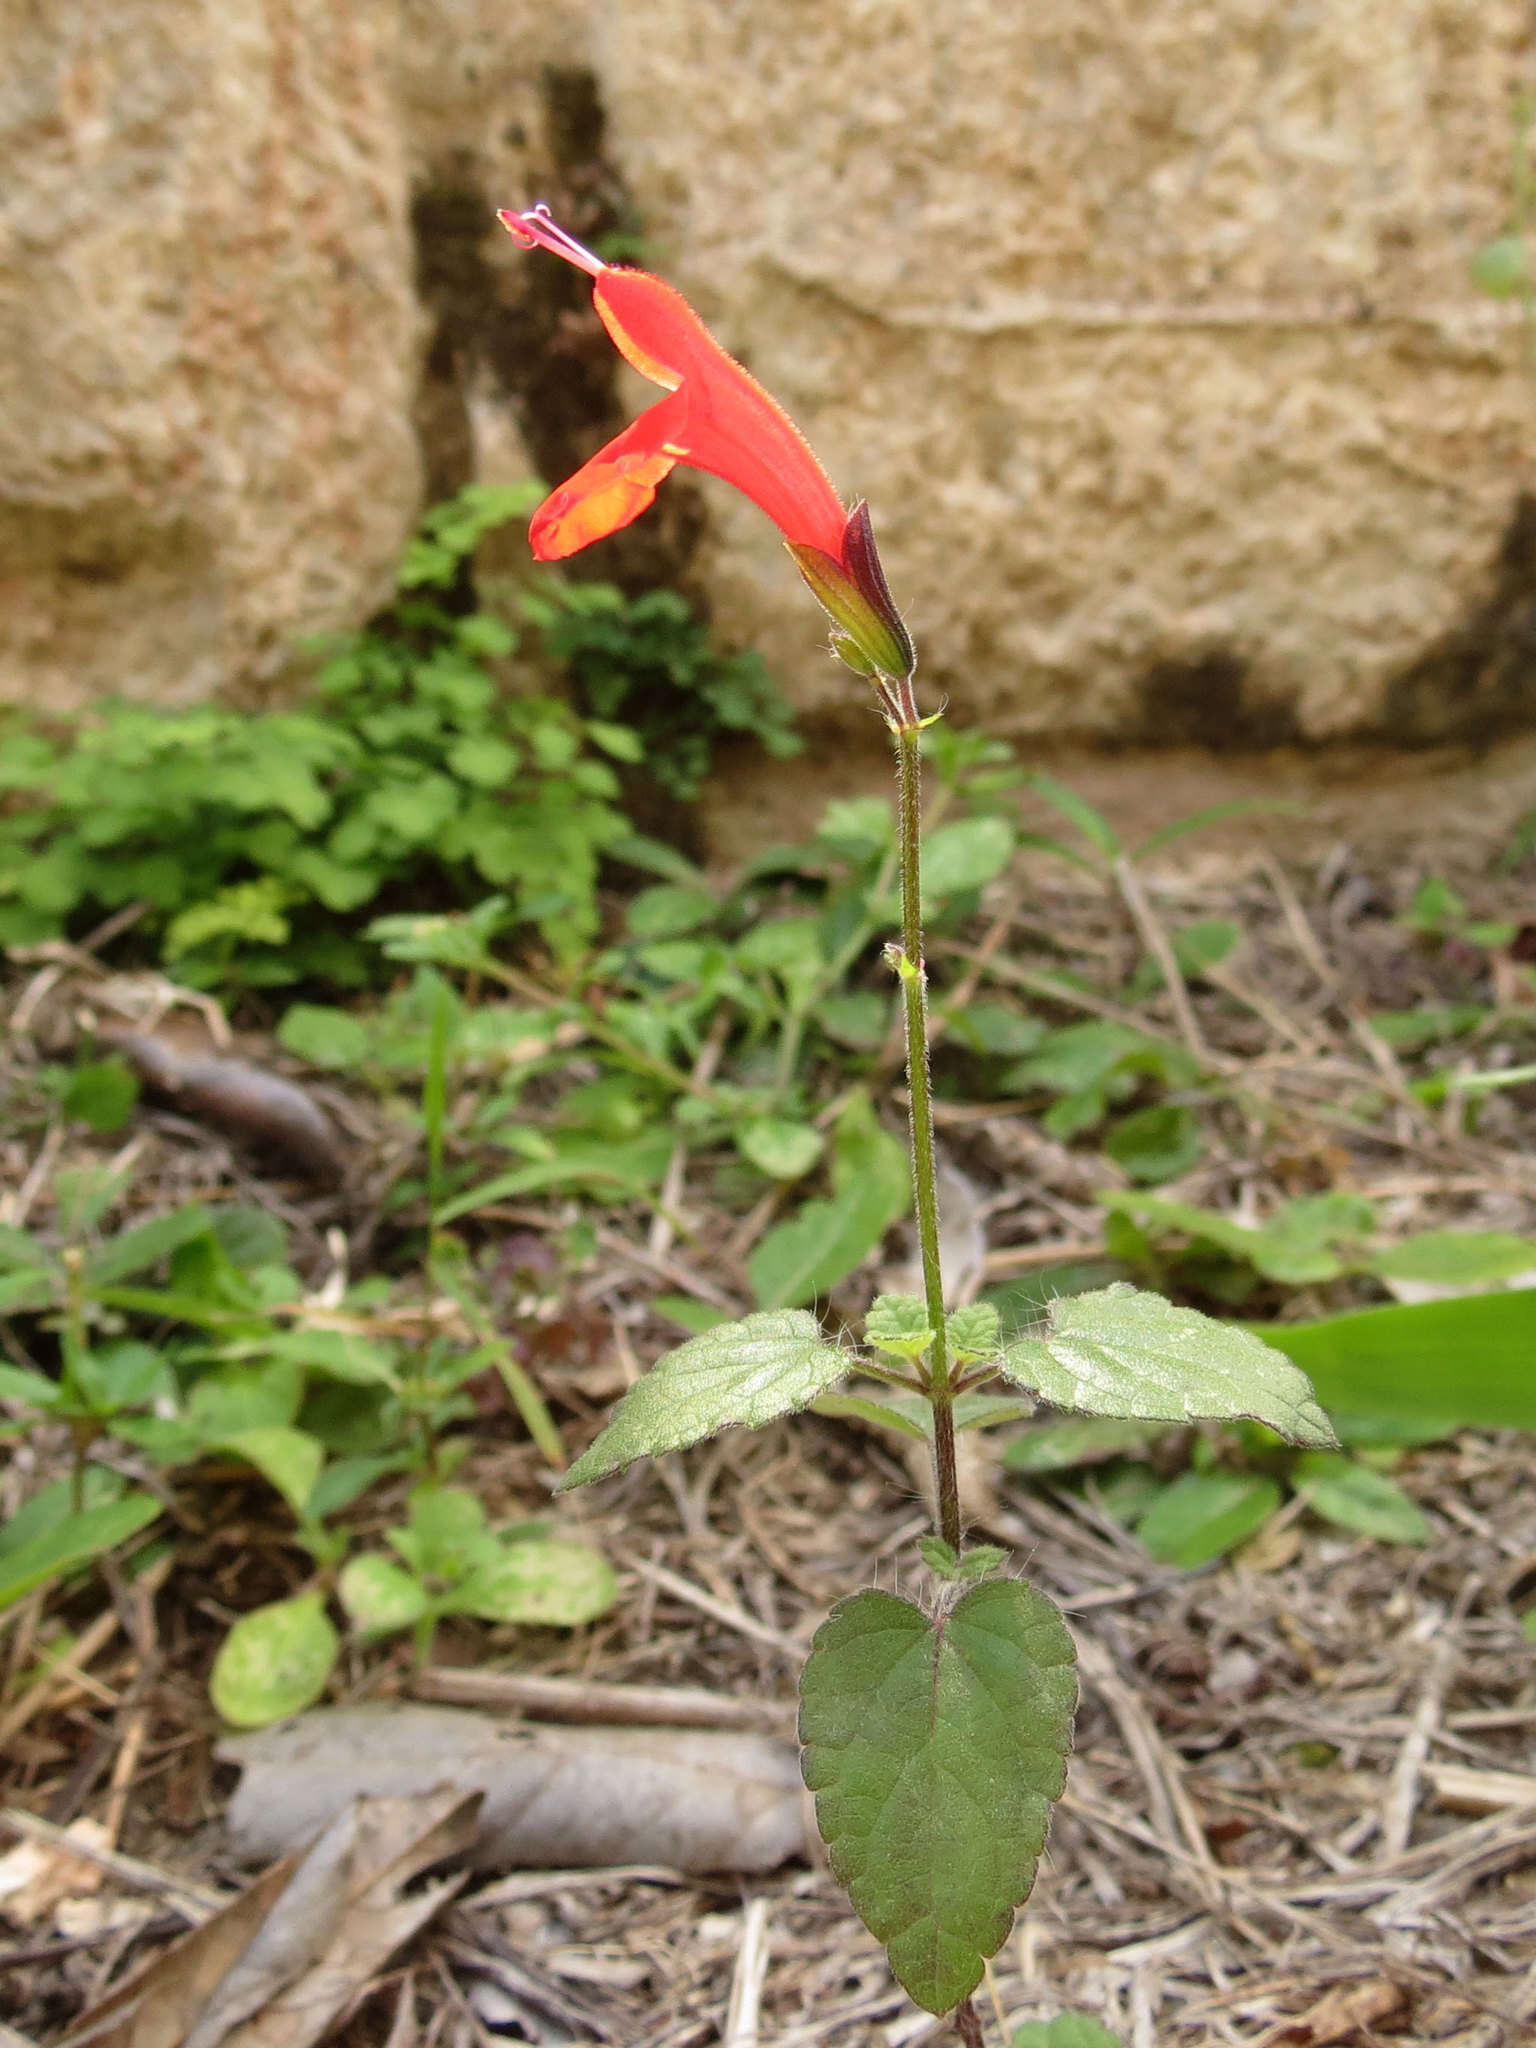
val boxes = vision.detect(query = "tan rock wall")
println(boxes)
[3,0,1533,749]
[0,1,423,708]
[598,0,1536,741]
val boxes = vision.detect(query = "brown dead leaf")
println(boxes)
[57,1856,299,2048]
[177,1810,358,2048]
[1265,1977,1410,2045]
[1236,1518,1304,1574]
[106,1032,343,1184]
[57,1789,478,2048]
[219,1790,478,2048]
[220,1703,807,1875]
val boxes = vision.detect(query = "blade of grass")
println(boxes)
[1255,1291,1536,1432]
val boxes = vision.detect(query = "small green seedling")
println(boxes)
[337,1482,616,1664]
[209,1483,616,1727]
[1401,876,1518,956]
[1005,1412,1431,1568]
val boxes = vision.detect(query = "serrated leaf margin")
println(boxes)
[560,1309,848,1487]
[999,1283,1337,1446]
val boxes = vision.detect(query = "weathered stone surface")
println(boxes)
[0,1,423,708]
[597,0,1536,743]
[3,0,1533,749]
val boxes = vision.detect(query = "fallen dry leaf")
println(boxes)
[1265,1977,1410,2045]
[219,1790,477,2048]
[57,1790,478,2048]
[178,1811,358,2048]
[107,1031,344,1184]
[219,1702,807,1874]
[57,1856,298,2048]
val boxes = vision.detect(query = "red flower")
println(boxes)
[499,205,913,684]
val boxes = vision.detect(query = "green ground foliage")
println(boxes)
[0,484,795,988]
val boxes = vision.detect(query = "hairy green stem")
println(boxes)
[894,720,962,1553]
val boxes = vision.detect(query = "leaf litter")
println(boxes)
[2,836,1536,2045]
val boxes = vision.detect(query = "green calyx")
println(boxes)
[786,504,914,684]
[788,544,912,681]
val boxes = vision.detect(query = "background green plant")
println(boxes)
[523,580,800,800]
[211,1482,616,1727]
[0,482,802,991]
[0,1169,614,1720]
[273,734,1031,1312]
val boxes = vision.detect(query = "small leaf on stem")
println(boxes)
[866,1294,935,1359]
[945,1301,1001,1362]
[954,1545,1008,1581]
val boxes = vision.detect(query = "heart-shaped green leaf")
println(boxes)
[561,1310,848,1487]
[1000,1284,1336,1446]
[799,1580,1076,2015]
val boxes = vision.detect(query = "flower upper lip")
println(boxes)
[499,204,913,685]
[498,205,848,565]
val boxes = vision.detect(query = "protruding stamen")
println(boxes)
[496,203,607,278]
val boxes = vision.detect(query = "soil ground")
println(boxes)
[2,781,1535,2048]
